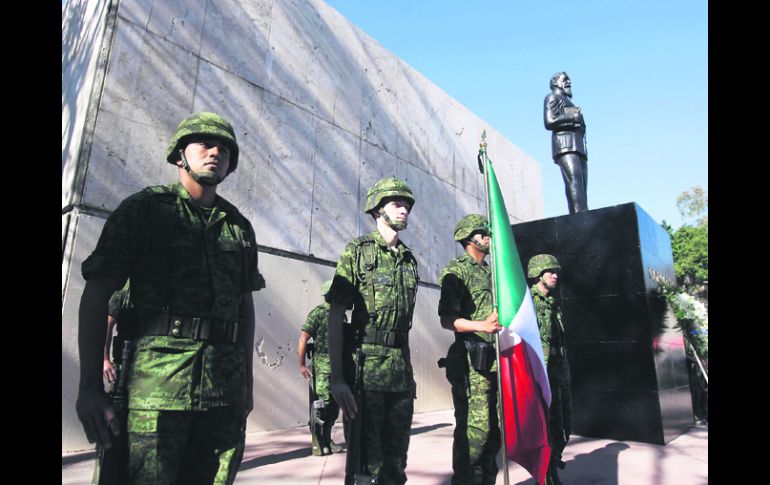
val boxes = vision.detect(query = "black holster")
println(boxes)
[463,339,495,373]
[437,343,469,385]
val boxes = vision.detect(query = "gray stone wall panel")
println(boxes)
[87,109,173,211]
[409,286,454,413]
[62,0,112,209]
[98,18,198,131]
[119,0,206,55]
[360,36,399,156]
[200,0,272,89]
[310,120,361,261]
[249,91,317,252]
[250,253,318,431]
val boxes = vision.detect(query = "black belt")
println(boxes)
[455,334,495,346]
[140,313,242,344]
[361,329,407,347]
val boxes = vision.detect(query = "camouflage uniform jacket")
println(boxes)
[302,303,332,354]
[302,302,347,402]
[325,230,419,393]
[82,182,265,411]
[530,284,565,366]
[302,303,333,383]
[438,253,495,344]
[302,303,348,355]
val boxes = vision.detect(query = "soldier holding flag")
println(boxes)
[438,214,503,485]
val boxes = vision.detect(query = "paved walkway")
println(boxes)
[62,410,708,484]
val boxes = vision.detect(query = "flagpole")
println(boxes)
[479,131,511,485]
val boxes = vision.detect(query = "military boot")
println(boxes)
[323,416,345,453]
[330,440,345,453]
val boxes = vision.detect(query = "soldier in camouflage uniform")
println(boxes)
[76,112,265,485]
[326,178,419,485]
[437,214,503,485]
[527,254,571,485]
[298,280,346,455]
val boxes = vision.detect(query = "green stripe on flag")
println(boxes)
[486,159,529,328]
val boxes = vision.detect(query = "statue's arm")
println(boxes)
[544,95,580,130]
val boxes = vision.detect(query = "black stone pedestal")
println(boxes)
[512,203,693,445]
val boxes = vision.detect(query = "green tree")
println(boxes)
[671,223,708,290]
[662,186,708,299]
[676,186,708,228]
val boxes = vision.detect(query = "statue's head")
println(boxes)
[550,72,572,98]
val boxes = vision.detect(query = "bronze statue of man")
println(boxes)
[544,72,588,213]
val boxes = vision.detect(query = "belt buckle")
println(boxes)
[191,317,201,339]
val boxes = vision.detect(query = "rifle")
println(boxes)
[345,348,373,484]
[91,340,132,485]
[307,341,330,455]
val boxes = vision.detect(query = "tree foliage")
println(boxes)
[671,223,708,289]
[662,186,708,298]
[676,185,708,228]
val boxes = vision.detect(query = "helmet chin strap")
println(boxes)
[179,149,223,186]
[540,274,556,291]
[470,237,490,254]
[378,207,407,230]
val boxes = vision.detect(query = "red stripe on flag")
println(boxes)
[500,342,551,484]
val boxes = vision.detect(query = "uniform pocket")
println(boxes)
[369,269,395,311]
[128,337,198,408]
[169,239,206,286]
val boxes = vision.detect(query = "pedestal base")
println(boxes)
[512,203,693,444]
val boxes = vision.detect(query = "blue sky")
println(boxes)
[325,0,708,229]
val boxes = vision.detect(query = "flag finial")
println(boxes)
[478,130,488,174]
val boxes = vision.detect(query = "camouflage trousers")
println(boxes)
[352,389,414,484]
[314,355,337,410]
[127,407,246,485]
[546,355,572,464]
[448,349,500,485]
[311,361,341,454]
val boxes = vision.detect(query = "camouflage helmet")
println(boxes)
[165,112,240,173]
[527,254,561,278]
[320,280,333,296]
[363,177,415,214]
[454,214,489,242]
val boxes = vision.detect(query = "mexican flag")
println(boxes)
[484,157,551,484]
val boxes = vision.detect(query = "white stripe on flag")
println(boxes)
[499,288,552,406]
